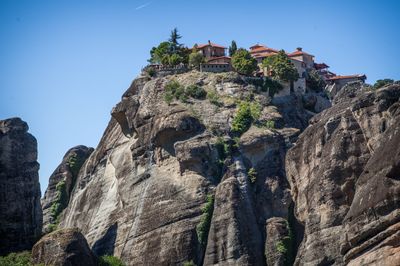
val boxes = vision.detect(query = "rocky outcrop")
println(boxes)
[32,228,98,266]
[41,145,93,232]
[286,83,400,265]
[0,118,42,255]
[48,71,312,265]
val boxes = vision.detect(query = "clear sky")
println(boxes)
[1,0,399,194]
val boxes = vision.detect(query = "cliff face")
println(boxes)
[47,71,399,265]
[0,118,42,255]
[56,71,311,265]
[286,83,400,265]
[41,145,93,232]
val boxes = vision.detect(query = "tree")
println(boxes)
[169,53,183,66]
[231,48,258,76]
[189,49,205,70]
[262,50,299,90]
[306,69,326,92]
[373,79,394,89]
[169,27,182,53]
[149,42,171,64]
[229,40,237,56]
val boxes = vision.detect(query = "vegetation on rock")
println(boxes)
[231,100,261,135]
[373,78,394,89]
[164,80,207,104]
[0,251,43,266]
[196,194,214,246]
[206,90,222,107]
[99,255,125,266]
[248,167,257,183]
[185,85,207,99]
[247,77,283,97]
[262,50,299,86]
[231,49,258,76]
[306,69,326,92]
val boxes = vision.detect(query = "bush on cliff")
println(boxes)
[231,101,261,135]
[99,255,125,266]
[0,251,38,266]
[196,194,214,246]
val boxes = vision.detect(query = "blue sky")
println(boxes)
[1,0,399,194]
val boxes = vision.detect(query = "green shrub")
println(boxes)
[248,168,257,183]
[99,255,125,266]
[67,154,85,178]
[262,120,275,129]
[145,67,156,77]
[248,77,283,97]
[183,260,196,266]
[276,240,288,254]
[164,91,174,105]
[207,90,222,106]
[373,78,394,89]
[196,194,214,246]
[0,251,32,266]
[49,180,68,228]
[186,85,207,99]
[164,80,184,104]
[231,101,253,135]
[306,69,326,92]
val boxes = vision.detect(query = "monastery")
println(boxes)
[194,40,366,96]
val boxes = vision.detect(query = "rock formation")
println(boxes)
[32,228,98,266]
[286,83,400,265]
[41,71,400,265]
[41,145,93,232]
[53,72,309,265]
[0,118,42,255]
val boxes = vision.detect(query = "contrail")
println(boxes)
[135,2,151,10]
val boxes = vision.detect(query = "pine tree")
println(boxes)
[169,27,182,53]
[229,40,237,56]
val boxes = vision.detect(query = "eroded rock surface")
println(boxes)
[32,228,97,266]
[286,83,400,265]
[52,71,312,265]
[0,118,42,255]
[41,145,93,232]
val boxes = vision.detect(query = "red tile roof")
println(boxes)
[250,44,264,50]
[314,63,329,69]
[195,42,226,49]
[327,74,366,81]
[250,45,279,54]
[253,52,277,58]
[288,50,314,57]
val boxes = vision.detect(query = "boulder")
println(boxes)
[31,228,98,266]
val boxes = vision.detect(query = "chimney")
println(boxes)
[296,47,302,51]
[208,40,211,45]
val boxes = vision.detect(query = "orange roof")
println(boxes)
[314,63,329,69]
[253,52,277,58]
[327,74,366,81]
[250,44,264,50]
[288,49,314,57]
[250,45,279,54]
[195,42,226,49]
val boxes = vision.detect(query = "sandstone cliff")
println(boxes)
[286,83,400,265]
[41,145,93,232]
[44,72,400,266]
[54,71,311,265]
[0,118,42,255]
